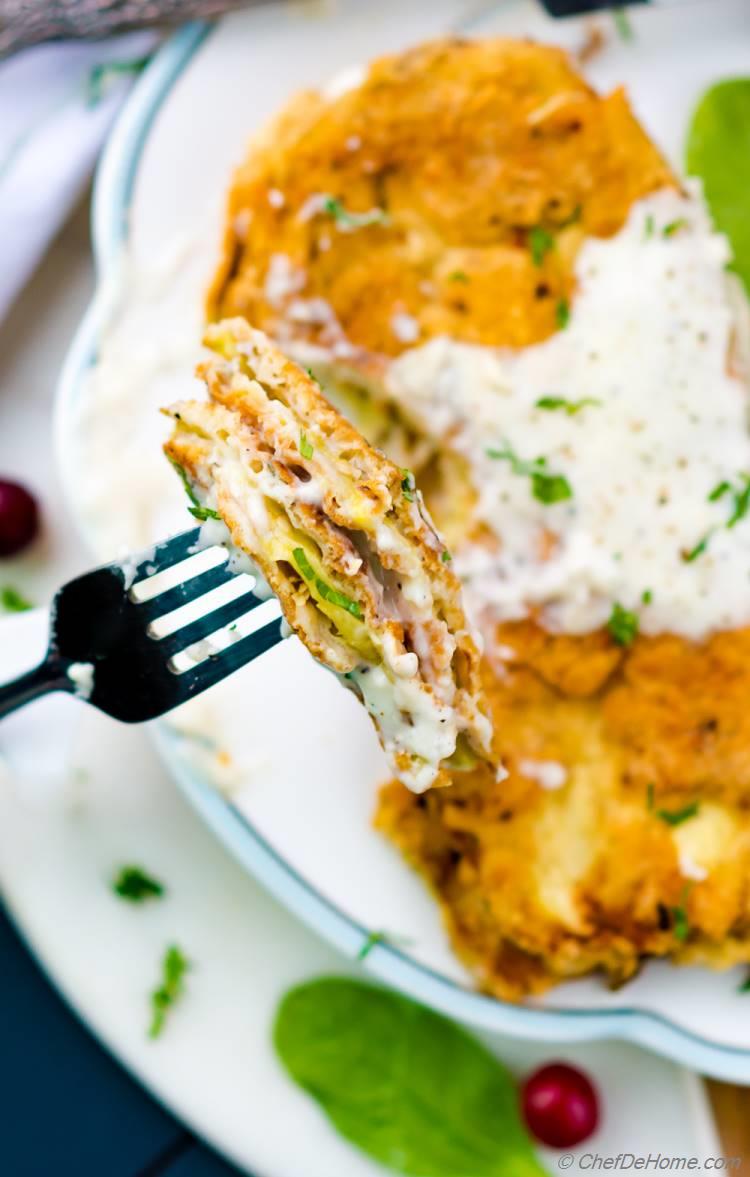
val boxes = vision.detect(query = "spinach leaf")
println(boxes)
[273,977,546,1177]
[686,80,750,295]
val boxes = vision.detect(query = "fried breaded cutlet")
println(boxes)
[377,625,750,1000]
[164,318,491,794]
[197,36,750,1000]
[209,37,673,358]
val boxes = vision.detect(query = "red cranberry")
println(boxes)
[0,479,39,557]
[522,1061,599,1148]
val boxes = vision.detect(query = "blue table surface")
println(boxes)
[0,904,246,1177]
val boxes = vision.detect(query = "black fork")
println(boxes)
[0,529,283,723]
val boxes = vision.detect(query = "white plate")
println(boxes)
[55,0,750,1078]
[0,609,722,1175]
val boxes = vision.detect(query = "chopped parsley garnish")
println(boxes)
[1,585,32,613]
[448,271,469,282]
[528,226,554,267]
[292,547,362,618]
[167,455,200,506]
[149,945,189,1039]
[486,443,572,505]
[535,395,601,416]
[167,455,220,521]
[708,480,731,502]
[644,214,655,240]
[305,367,320,384]
[670,888,692,943]
[299,431,314,460]
[188,506,221,522]
[401,469,416,502]
[656,801,699,827]
[555,298,570,330]
[682,533,711,563]
[86,55,151,107]
[441,550,452,564]
[607,602,639,646]
[642,589,653,605]
[357,929,414,961]
[612,6,634,41]
[531,471,572,504]
[113,866,165,903]
[662,219,688,238]
[738,974,750,994]
[322,196,390,231]
[727,475,750,527]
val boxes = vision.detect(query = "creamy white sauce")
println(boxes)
[323,62,367,100]
[387,185,750,641]
[518,758,567,790]
[348,664,457,793]
[264,254,306,305]
[67,662,95,700]
[679,852,708,882]
[391,312,420,344]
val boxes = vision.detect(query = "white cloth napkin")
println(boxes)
[0,30,159,322]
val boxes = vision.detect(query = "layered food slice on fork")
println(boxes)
[164,317,492,792]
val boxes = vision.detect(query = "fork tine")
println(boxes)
[177,616,284,700]
[127,528,203,585]
[152,588,268,659]
[134,562,237,622]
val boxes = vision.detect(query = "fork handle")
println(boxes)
[0,659,73,721]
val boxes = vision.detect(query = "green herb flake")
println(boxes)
[149,945,189,1039]
[644,214,655,240]
[188,506,221,522]
[299,431,314,460]
[1,586,33,613]
[555,298,570,330]
[608,602,639,646]
[273,977,547,1177]
[642,589,653,605]
[662,218,688,238]
[727,475,750,528]
[86,55,152,107]
[738,974,750,994]
[323,196,390,231]
[656,801,699,827]
[708,480,731,502]
[670,888,692,943]
[487,442,573,506]
[528,226,554,267]
[292,547,362,619]
[113,866,165,903]
[612,6,634,42]
[531,470,572,505]
[687,80,750,296]
[535,395,601,416]
[401,469,416,502]
[357,930,414,961]
[441,550,452,564]
[167,454,200,508]
[682,533,711,563]
[448,270,469,283]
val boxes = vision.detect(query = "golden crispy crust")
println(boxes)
[164,318,491,792]
[376,628,750,1000]
[208,37,673,359]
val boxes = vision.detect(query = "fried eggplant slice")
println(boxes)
[164,317,492,792]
